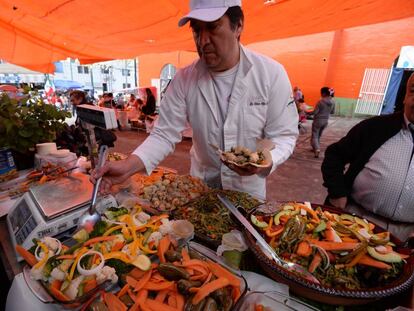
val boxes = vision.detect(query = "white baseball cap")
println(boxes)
[178,0,242,27]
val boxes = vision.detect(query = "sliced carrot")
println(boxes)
[126,270,152,292]
[324,222,335,242]
[83,278,97,294]
[136,290,150,311]
[155,289,169,302]
[117,283,130,298]
[145,299,180,311]
[345,249,367,268]
[308,252,322,273]
[49,286,70,302]
[299,204,320,223]
[181,259,209,269]
[103,292,127,311]
[167,294,177,307]
[358,255,392,269]
[309,240,359,251]
[202,272,213,286]
[232,286,242,302]
[296,241,312,257]
[206,261,241,288]
[395,252,410,259]
[158,236,171,264]
[175,292,185,311]
[341,237,359,243]
[181,248,193,274]
[192,277,230,305]
[15,245,37,267]
[111,241,125,252]
[50,279,62,291]
[38,175,48,184]
[143,281,174,291]
[129,268,146,280]
[83,236,116,247]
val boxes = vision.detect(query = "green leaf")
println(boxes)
[18,128,33,138]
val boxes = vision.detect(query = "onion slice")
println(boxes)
[34,238,62,261]
[77,251,105,276]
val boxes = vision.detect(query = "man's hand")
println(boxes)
[90,155,144,193]
[329,196,347,209]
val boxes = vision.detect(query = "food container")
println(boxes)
[244,203,414,305]
[36,143,57,156]
[22,265,115,309]
[234,291,319,311]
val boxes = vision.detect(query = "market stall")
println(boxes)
[1,159,414,310]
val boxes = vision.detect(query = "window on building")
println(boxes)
[54,62,64,73]
[122,69,131,76]
[102,83,108,92]
[101,68,109,74]
[84,66,89,74]
[122,83,131,89]
[77,66,83,74]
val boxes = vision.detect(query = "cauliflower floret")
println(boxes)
[137,212,151,223]
[159,219,173,236]
[96,266,118,285]
[42,237,60,253]
[147,232,163,246]
[64,276,84,300]
[50,267,66,281]
[30,265,46,281]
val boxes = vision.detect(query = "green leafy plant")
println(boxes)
[0,91,71,154]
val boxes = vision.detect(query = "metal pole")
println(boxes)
[90,65,94,99]
[134,58,138,87]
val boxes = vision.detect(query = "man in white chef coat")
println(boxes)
[92,0,298,200]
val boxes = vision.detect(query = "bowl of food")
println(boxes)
[173,189,261,249]
[243,202,414,305]
[219,146,272,168]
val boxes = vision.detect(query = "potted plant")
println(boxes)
[0,91,71,170]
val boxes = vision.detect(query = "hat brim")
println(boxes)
[178,7,228,27]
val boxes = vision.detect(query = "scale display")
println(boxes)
[8,198,38,245]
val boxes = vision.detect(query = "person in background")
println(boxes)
[103,92,116,108]
[310,86,335,158]
[91,0,298,201]
[127,94,137,109]
[70,90,89,116]
[141,88,156,116]
[293,86,303,104]
[321,72,414,242]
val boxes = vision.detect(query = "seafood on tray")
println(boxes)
[220,146,271,168]
[250,202,409,290]
[139,173,209,211]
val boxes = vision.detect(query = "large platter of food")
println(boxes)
[81,242,247,310]
[173,189,261,247]
[15,203,193,308]
[244,202,414,305]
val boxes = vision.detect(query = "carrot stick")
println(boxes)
[50,279,62,291]
[296,241,312,257]
[309,240,359,251]
[324,222,335,242]
[127,270,152,292]
[206,261,241,288]
[117,283,130,298]
[15,245,37,267]
[192,277,230,305]
[143,281,174,291]
[358,255,392,269]
[155,289,169,302]
[175,292,185,311]
[158,236,171,264]
[103,292,127,311]
[83,278,97,294]
[145,299,180,311]
[202,272,213,286]
[111,241,125,252]
[167,294,177,307]
[345,249,367,268]
[299,204,320,223]
[83,236,116,247]
[232,286,241,302]
[181,248,193,274]
[49,286,70,302]
[308,253,322,273]
[129,268,146,280]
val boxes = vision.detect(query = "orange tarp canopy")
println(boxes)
[0,0,413,73]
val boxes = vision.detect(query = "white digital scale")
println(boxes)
[6,173,94,261]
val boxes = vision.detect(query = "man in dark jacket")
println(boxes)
[321,72,414,241]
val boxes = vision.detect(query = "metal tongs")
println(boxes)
[75,145,109,232]
[217,194,320,284]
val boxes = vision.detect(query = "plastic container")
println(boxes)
[235,291,319,311]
